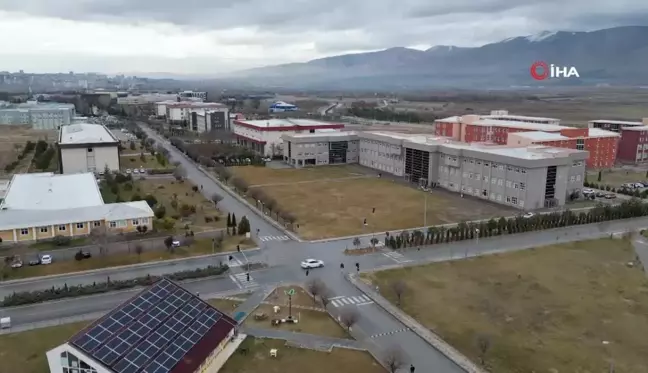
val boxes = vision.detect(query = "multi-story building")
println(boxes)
[178,90,208,100]
[435,112,619,168]
[58,123,120,174]
[166,102,227,125]
[193,108,230,133]
[588,118,648,133]
[282,131,588,210]
[617,125,648,164]
[282,132,359,166]
[0,172,154,243]
[234,119,344,157]
[0,101,75,129]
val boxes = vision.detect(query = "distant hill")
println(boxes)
[226,26,648,90]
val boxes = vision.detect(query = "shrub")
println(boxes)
[148,168,175,175]
[144,194,158,207]
[192,185,198,192]
[204,216,213,223]
[52,235,72,246]
[154,206,166,219]
[171,214,181,220]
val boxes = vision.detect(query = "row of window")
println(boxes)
[569,175,583,183]
[440,181,526,207]
[458,170,528,190]
[360,159,401,174]
[18,218,149,236]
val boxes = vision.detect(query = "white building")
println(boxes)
[193,108,230,133]
[0,102,75,129]
[233,118,345,157]
[166,102,227,124]
[58,123,120,174]
[179,90,207,100]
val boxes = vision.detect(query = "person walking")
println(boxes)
[410,364,415,373]
[305,269,310,276]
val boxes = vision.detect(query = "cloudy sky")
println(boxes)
[0,0,646,75]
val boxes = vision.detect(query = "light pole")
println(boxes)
[423,193,428,227]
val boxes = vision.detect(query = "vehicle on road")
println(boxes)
[605,193,617,199]
[133,169,140,174]
[595,191,606,198]
[301,259,324,269]
[10,257,23,268]
[75,250,92,260]
[28,258,41,266]
[522,212,535,219]
[172,240,181,248]
[40,254,52,265]
[125,169,132,174]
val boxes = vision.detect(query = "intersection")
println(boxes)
[2,123,647,373]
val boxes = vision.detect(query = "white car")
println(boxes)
[582,188,594,195]
[133,169,140,174]
[125,169,132,174]
[522,212,536,219]
[301,259,324,269]
[40,254,52,265]
[171,240,181,248]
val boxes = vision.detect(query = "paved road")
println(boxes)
[5,123,648,373]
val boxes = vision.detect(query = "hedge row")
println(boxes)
[148,168,175,175]
[1,264,229,307]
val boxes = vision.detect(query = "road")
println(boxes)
[3,122,648,373]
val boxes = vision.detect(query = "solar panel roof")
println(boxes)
[69,278,237,373]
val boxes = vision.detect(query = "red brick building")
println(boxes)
[618,126,648,164]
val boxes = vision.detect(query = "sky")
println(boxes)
[0,0,646,75]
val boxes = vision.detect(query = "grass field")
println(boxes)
[361,238,648,373]
[120,154,168,170]
[0,126,57,176]
[220,337,384,373]
[231,164,370,186]
[587,169,648,187]
[250,175,511,239]
[0,321,89,373]
[3,236,252,280]
[207,298,241,316]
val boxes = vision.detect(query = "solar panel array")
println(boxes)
[70,279,224,373]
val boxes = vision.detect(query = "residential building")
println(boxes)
[282,132,359,166]
[588,118,648,133]
[58,123,120,174]
[282,131,587,210]
[166,102,227,125]
[618,126,648,164]
[46,278,238,373]
[234,118,344,157]
[0,172,154,243]
[0,101,75,129]
[192,108,230,133]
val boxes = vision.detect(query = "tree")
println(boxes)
[238,216,251,235]
[89,225,109,255]
[173,166,187,181]
[339,307,360,331]
[382,346,406,373]
[390,280,408,306]
[154,206,166,219]
[370,237,379,247]
[144,194,158,208]
[319,288,331,309]
[352,237,361,249]
[226,213,232,228]
[164,236,174,252]
[306,278,325,304]
[598,170,602,182]
[134,244,144,261]
[211,193,223,206]
[476,334,491,366]
[231,213,237,228]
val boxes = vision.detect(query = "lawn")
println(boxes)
[103,178,226,232]
[0,321,89,373]
[220,337,385,373]
[266,286,318,308]
[207,298,241,316]
[253,177,512,239]
[120,154,168,170]
[3,236,253,280]
[230,164,371,186]
[587,169,648,187]
[361,238,648,373]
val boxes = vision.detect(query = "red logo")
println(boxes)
[530,61,549,80]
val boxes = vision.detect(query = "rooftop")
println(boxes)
[485,114,560,123]
[59,123,118,145]
[511,131,569,141]
[436,115,567,132]
[68,278,236,373]
[236,118,343,129]
[287,130,357,138]
[589,119,644,125]
[587,128,620,138]
[1,172,104,210]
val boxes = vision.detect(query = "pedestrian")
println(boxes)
[410,364,415,373]
[355,262,360,272]
[306,269,309,276]
[246,273,250,282]
[200,184,203,190]
[228,255,233,262]
[236,244,240,252]
[340,263,345,269]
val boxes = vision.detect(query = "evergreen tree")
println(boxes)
[226,213,232,227]
[232,213,237,228]
[597,170,602,182]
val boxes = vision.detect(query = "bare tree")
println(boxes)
[339,307,360,331]
[319,288,331,309]
[353,237,361,249]
[306,278,325,304]
[476,334,491,366]
[391,280,408,306]
[89,225,109,256]
[382,346,406,373]
[134,244,144,261]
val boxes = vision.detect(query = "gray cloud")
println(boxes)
[1,0,647,55]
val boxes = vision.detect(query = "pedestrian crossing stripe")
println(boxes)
[228,257,244,267]
[330,295,373,308]
[370,328,410,338]
[231,272,259,289]
[382,251,413,263]
[259,235,290,242]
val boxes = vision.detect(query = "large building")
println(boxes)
[588,118,648,133]
[435,111,619,168]
[0,101,76,129]
[178,90,207,100]
[46,278,238,373]
[193,109,230,133]
[283,131,588,210]
[234,118,344,157]
[0,172,154,243]
[617,125,648,164]
[165,102,227,126]
[58,123,120,174]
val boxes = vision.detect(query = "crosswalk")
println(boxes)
[382,251,412,263]
[259,235,290,242]
[230,272,259,290]
[330,295,374,308]
[227,257,244,267]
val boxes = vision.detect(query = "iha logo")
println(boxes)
[530,61,580,80]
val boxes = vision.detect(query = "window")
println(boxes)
[492,178,497,184]
[109,221,117,228]
[484,176,489,182]
[576,175,581,181]
[506,196,511,203]
[118,220,127,227]
[498,180,503,186]
[58,225,66,231]
[497,194,502,201]
[93,221,101,227]
[521,169,527,174]
[20,228,29,235]
[506,180,512,187]
[76,223,84,229]
[512,197,518,205]
[520,200,525,207]
[132,219,139,225]
[514,183,519,189]
[40,226,48,233]
[520,182,526,190]
[87,147,93,153]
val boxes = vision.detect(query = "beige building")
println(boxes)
[0,172,154,243]
[58,123,120,174]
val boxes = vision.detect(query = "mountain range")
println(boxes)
[227,26,648,90]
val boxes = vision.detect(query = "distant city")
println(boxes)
[0,70,169,92]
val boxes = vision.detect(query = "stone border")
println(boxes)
[347,273,487,373]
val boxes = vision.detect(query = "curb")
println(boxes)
[0,247,261,286]
[346,273,485,373]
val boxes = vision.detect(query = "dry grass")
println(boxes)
[587,169,648,187]
[120,154,168,170]
[362,238,648,373]
[207,298,241,316]
[256,177,511,239]
[244,304,348,338]
[0,321,89,373]
[3,236,252,280]
[0,126,56,176]
[221,337,384,373]
[231,165,370,186]
[266,286,317,308]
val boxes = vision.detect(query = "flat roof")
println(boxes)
[59,123,118,145]
[167,102,225,109]
[436,115,567,132]
[237,118,339,129]
[589,119,643,125]
[1,172,104,210]
[512,131,569,141]
[622,125,648,131]
[288,130,357,138]
[587,128,620,138]
[485,114,559,122]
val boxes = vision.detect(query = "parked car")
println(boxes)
[633,183,644,189]
[75,250,92,260]
[171,240,181,248]
[301,259,324,269]
[582,188,594,196]
[133,169,140,174]
[605,193,617,199]
[28,259,41,266]
[40,254,53,265]
[139,168,145,174]
[595,191,606,198]
[10,258,23,268]
[522,212,536,219]
[125,168,132,174]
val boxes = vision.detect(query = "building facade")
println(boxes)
[166,102,227,125]
[192,108,230,133]
[282,132,359,166]
[0,101,75,129]
[234,119,345,157]
[588,118,648,133]
[58,124,120,174]
[617,126,648,164]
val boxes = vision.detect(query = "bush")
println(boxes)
[1,264,230,307]
[154,206,166,219]
[144,194,158,207]
[52,235,72,246]
[148,168,175,175]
